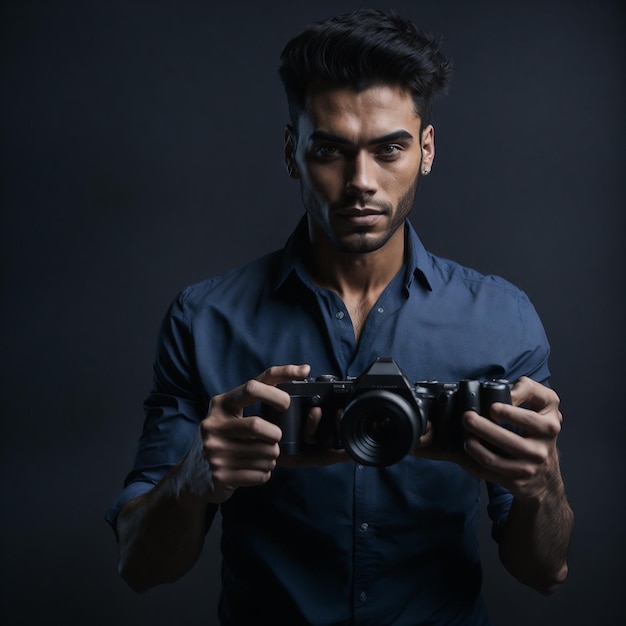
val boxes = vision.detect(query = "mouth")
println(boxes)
[334,207,385,227]
[336,207,383,216]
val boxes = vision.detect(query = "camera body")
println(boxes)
[263,357,511,467]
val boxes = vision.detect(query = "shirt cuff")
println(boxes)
[105,481,156,537]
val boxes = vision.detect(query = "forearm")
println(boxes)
[114,368,296,592]
[498,471,574,595]
[116,435,216,592]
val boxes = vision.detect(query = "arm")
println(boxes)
[115,364,310,593]
[462,377,574,594]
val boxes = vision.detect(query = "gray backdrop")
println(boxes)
[1,1,624,624]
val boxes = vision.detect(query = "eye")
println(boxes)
[376,144,403,160]
[314,144,343,159]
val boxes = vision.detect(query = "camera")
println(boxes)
[263,357,511,467]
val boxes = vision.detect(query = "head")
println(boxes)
[279,9,452,136]
[278,10,452,254]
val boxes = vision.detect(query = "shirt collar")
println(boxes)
[402,219,442,292]
[273,216,313,293]
[273,215,442,294]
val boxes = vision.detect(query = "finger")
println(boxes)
[203,413,282,445]
[211,466,276,490]
[302,406,323,443]
[485,402,562,439]
[414,420,434,448]
[234,364,312,412]
[463,412,556,462]
[463,435,525,478]
[212,365,312,416]
[510,377,560,414]
[209,439,281,466]
[216,378,290,415]
[256,364,311,386]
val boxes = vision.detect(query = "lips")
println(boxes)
[334,207,385,227]
[336,207,383,217]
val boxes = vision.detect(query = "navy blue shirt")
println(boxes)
[107,217,551,625]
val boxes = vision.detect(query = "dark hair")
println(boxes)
[278,9,453,128]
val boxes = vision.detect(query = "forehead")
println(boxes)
[297,84,422,140]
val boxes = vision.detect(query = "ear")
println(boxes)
[420,124,435,175]
[284,125,300,179]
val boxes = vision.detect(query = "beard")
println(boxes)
[302,173,421,254]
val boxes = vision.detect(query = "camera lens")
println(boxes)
[364,415,394,444]
[340,390,422,467]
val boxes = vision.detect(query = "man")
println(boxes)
[107,9,573,625]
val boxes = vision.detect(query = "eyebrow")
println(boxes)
[309,130,414,145]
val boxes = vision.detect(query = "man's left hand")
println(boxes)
[415,377,565,501]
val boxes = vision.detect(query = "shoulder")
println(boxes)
[429,252,521,295]
[423,252,546,346]
[407,251,550,383]
[407,223,528,305]
[175,250,283,314]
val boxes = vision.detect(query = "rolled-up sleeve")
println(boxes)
[106,288,210,529]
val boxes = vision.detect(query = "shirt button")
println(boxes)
[357,464,364,471]
[335,310,345,320]
[360,522,369,532]
[377,306,384,313]
[359,591,367,602]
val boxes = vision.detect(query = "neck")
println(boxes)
[306,222,406,300]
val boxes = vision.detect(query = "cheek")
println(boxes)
[382,168,417,198]
[305,164,345,199]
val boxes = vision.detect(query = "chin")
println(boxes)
[335,231,392,254]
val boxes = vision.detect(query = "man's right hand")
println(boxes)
[191,364,310,503]
[190,363,353,503]
[115,365,311,592]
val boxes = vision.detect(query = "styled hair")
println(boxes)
[278,9,453,128]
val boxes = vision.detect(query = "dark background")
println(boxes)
[1,1,624,624]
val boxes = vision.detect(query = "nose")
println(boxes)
[346,151,377,197]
